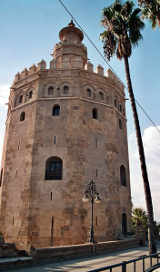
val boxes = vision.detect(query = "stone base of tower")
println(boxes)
[0,214,32,251]
[0,205,131,250]
[0,209,131,251]
[1,223,122,251]
[2,235,30,251]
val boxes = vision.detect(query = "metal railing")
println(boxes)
[87,252,160,272]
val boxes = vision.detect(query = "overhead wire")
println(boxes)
[57,0,160,136]
[135,99,160,134]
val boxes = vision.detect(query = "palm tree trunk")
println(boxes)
[124,55,157,254]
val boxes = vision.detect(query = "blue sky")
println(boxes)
[0,0,160,220]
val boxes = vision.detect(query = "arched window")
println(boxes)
[99,91,104,100]
[52,105,60,116]
[29,91,33,99]
[20,112,25,121]
[48,86,54,95]
[0,168,3,186]
[92,108,98,119]
[122,213,127,234]
[63,85,69,94]
[87,88,91,97]
[119,119,122,129]
[45,156,63,180]
[120,165,127,186]
[19,95,23,104]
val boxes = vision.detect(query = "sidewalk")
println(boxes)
[0,242,160,272]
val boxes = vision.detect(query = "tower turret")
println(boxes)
[53,20,87,69]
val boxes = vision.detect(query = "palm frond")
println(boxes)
[116,42,123,59]
[121,1,134,18]
[129,30,143,46]
[139,0,160,29]
[116,48,123,59]
[100,0,144,60]
[113,0,122,12]
[112,17,124,35]
[100,30,117,60]
[151,15,157,28]
[102,7,114,21]
[129,8,145,29]
[130,7,142,19]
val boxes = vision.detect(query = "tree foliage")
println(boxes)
[100,0,144,60]
[131,208,148,231]
[131,208,160,239]
[138,0,160,28]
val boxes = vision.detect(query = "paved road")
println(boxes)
[5,243,160,272]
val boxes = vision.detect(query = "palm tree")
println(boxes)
[100,0,156,254]
[138,0,160,28]
[132,207,148,229]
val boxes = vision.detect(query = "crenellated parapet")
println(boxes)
[38,60,46,70]
[84,61,124,93]
[96,65,104,76]
[29,64,37,73]
[106,69,124,89]
[13,60,47,84]
[85,61,94,72]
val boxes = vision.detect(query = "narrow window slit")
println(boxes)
[96,216,98,226]
[95,138,98,148]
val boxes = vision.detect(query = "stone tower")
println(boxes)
[0,21,132,250]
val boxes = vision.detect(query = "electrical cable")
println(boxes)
[135,99,160,134]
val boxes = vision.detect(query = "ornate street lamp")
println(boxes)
[83,180,101,243]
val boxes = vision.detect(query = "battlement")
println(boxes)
[13,59,124,92]
[13,60,47,83]
[85,62,124,90]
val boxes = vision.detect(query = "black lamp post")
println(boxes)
[83,180,101,243]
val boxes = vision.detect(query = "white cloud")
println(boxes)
[129,126,160,222]
[0,84,10,105]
